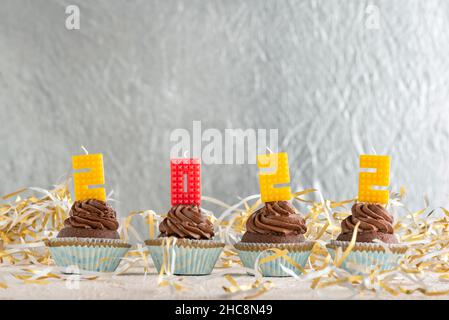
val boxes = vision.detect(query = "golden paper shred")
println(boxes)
[206,189,449,299]
[0,182,72,266]
[3,179,449,300]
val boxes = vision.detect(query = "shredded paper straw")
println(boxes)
[1,179,449,299]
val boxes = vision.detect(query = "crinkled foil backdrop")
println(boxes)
[1,0,449,233]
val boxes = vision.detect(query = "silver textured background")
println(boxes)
[1,0,449,220]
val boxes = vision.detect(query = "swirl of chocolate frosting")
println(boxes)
[245,201,307,235]
[64,199,119,230]
[159,205,214,240]
[341,203,394,234]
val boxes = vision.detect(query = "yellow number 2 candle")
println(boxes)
[358,155,390,204]
[72,153,106,202]
[257,152,292,203]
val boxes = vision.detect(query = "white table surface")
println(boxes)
[0,265,446,300]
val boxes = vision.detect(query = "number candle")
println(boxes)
[170,158,201,206]
[257,152,292,203]
[358,155,390,204]
[72,153,106,202]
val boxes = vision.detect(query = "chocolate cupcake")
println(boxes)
[159,205,214,240]
[241,201,307,243]
[235,201,314,277]
[145,204,224,276]
[46,199,131,273]
[327,202,407,274]
[57,199,120,239]
[336,203,398,243]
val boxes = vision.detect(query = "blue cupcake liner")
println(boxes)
[145,238,225,276]
[46,237,131,273]
[326,240,408,274]
[234,242,314,277]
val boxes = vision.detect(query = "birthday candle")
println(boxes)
[257,152,292,203]
[72,153,106,202]
[171,158,201,206]
[358,155,390,204]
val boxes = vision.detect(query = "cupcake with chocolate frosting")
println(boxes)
[241,201,307,243]
[159,205,214,240]
[327,202,407,274]
[336,203,398,243]
[235,201,314,277]
[58,199,120,239]
[46,199,131,273]
[145,204,224,276]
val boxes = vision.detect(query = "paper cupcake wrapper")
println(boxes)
[46,237,131,273]
[145,238,225,276]
[234,242,314,277]
[326,240,408,274]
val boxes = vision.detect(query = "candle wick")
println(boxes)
[81,146,89,155]
[266,146,274,154]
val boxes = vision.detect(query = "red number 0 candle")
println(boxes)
[170,158,201,206]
